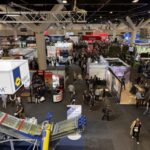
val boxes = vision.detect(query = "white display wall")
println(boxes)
[0,60,30,94]
[88,63,107,80]
[47,46,56,57]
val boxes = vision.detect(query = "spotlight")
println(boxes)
[132,0,139,3]
[62,0,67,4]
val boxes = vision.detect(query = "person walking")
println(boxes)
[130,118,142,144]
[1,94,8,109]
[143,101,150,115]
[101,105,112,121]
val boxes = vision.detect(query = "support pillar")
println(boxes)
[35,32,47,70]
[131,29,137,45]
[112,29,117,41]
[14,30,18,41]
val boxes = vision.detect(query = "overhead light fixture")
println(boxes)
[62,0,67,3]
[132,0,139,3]
[99,16,102,18]
[110,11,113,14]
[148,10,150,13]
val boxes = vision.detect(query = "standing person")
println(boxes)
[1,94,8,109]
[16,96,22,106]
[73,72,77,81]
[35,87,41,103]
[82,90,87,105]
[121,76,126,90]
[14,104,25,119]
[101,105,112,121]
[9,94,16,106]
[71,92,76,104]
[68,84,75,98]
[89,77,93,90]
[143,101,150,115]
[85,73,89,88]
[95,87,100,101]
[89,92,95,111]
[130,118,142,144]
[102,87,106,101]
[136,90,144,108]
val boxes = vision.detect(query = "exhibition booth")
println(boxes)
[87,56,133,104]
[9,48,37,60]
[0,60,30,95]
[82,33,108,43]
[105,58,131,103]
[135,43,150,60]
[47,41,73,65]
[32,70,65,103]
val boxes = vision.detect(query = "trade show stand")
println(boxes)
[46,41,73,66]
[0,60,30,95]
[9,48,37,60]
[135,43,150,60]
[31,69,65,103]
[88,56,134,104]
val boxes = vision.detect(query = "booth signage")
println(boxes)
[53,94,62,103]
[13,67,22,90]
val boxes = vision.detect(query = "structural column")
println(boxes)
[112,29,117,41]
[14,29,18,41]
[131,29,137,45]
[35,32,47,70]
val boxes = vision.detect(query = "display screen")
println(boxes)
[49,36,64,42]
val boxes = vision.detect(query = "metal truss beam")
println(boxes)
[0,11,86,23]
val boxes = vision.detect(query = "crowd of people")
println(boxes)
[0,40,150,145]
[0,94,25,119]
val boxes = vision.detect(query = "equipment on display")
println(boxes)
[0,111,86,150]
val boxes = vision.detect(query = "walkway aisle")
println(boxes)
[63,63,150,150]
[0,63,149,150]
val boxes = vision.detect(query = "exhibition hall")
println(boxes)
[0,0,150,150]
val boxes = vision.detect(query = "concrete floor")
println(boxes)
[0,64,150,150]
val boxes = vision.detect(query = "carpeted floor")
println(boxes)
[0,64,150,150]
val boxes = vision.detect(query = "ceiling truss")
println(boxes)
[0,11,86,23]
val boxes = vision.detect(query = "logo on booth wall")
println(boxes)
[13,67,22,90]
[15,77,21,87]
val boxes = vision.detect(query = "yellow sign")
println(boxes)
[15,77,21,87]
